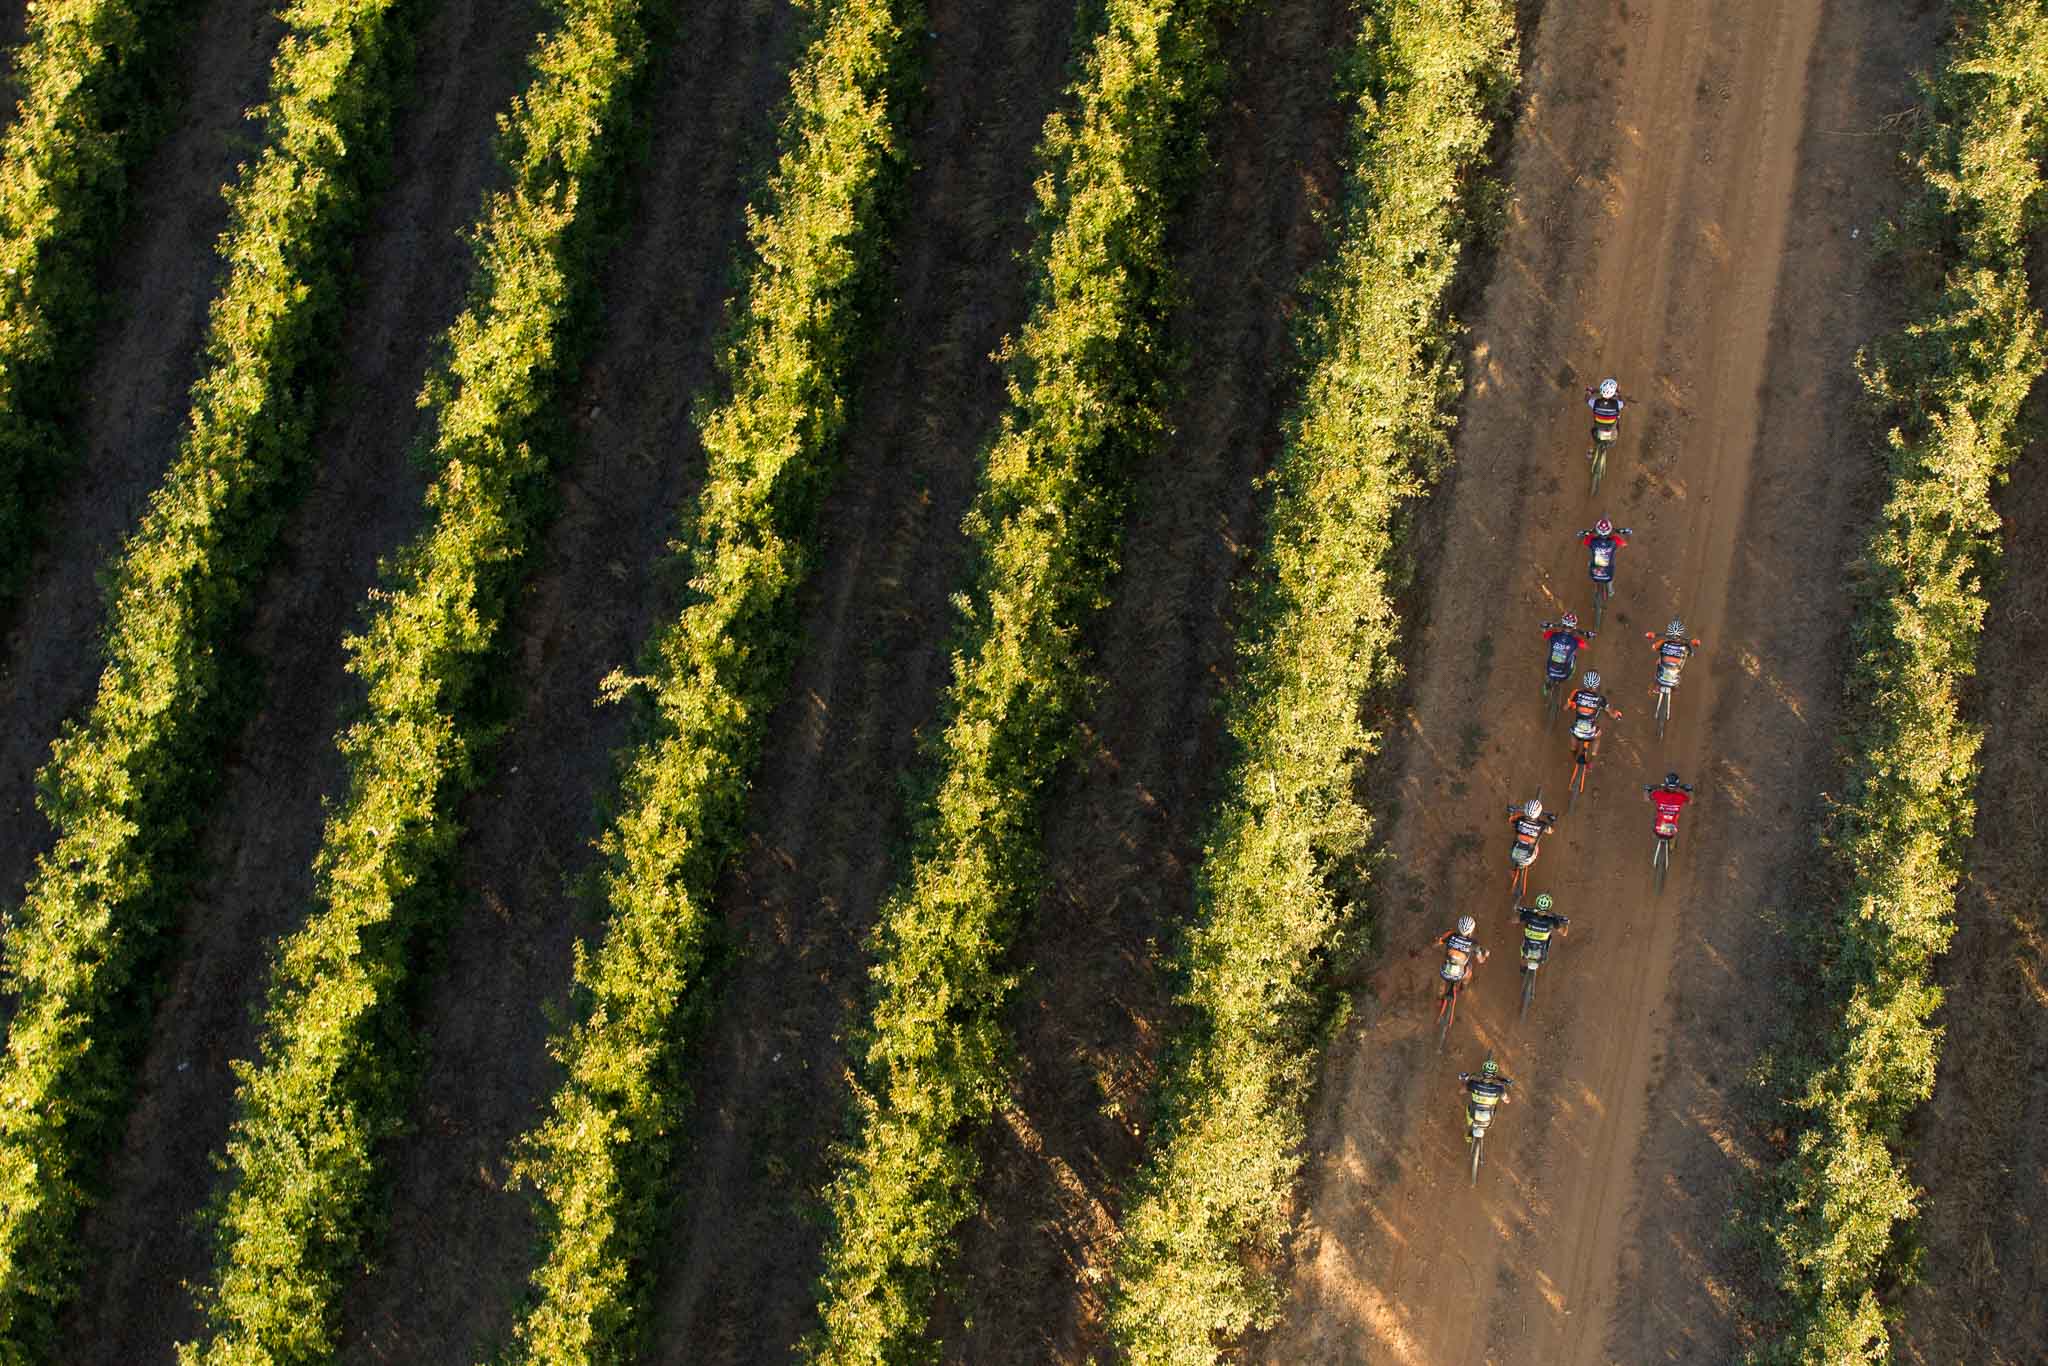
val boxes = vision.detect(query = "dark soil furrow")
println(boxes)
[0,0,279,927]
[638,3,1075,1359]
[57,1,548,1357]
[326,3,811,1361]
[1897,411,2048,1366]
[930,3,1353,1359]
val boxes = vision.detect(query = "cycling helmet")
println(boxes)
[1523,798,1544,819]
[1582,670,1602,689]
[1533,893,1553,912]
[1560,612,1579,630]
[1665,771,1682,787]
[1594,516,1614,536]
[1456,915,1476,936]
[1481,1058,1500,1078]
[1667,617,1685,637]
[1599,378,1618,399]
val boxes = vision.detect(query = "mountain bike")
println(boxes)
[1516,912,1569,1020]
[1461,1059,1508,1183]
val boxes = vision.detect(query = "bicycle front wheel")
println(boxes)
[1520,969,1535,1020]
[1470,1134,1484,1184]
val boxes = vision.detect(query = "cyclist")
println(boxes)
[1507,797,1558,868]
[1541,612,1594,687]
[1586,378,1626,458]
[1644,771,1695,836]
[1434,914,1487,991]
[1562,669,1622,756]
[1513,891,1572,941]
[1459,1057,1515,1111]
[1645,617,1704,690]
[1581,517,1630,591]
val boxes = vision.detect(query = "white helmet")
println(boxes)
[1523,798,1543,819]
[1583,670,1602,689]
[1667,617,1685,636]
[1599,378,1618,399]
[1456,915,1476,936]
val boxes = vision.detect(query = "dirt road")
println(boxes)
[1255,0,1934,1360]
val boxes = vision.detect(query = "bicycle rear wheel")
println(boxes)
[1653,839,1668,895]
[1593,582,1608,630]
[1590,443,1607,495]
[1520,968,1535,1020]
[1437,993,1452,1052]
[1656,687,1671,739]
[1470,1134,1484,1183]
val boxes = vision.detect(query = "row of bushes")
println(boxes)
[178,2,659,1359]
[801,2,1237,1359]
[0,0,180,598]
[502,1,923,1361]
[1104,1,1518,1358]
[1747,5,2048,1361]
[0,0,415,1353]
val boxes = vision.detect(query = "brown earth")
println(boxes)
[637,3,1079,1360]
[0,0,281,936]
[1251,0,1937,1361]
[59,0,546,1357]
[930,2,1355,1359]
[1895,380,2048,1355]
[334,2,816,1359]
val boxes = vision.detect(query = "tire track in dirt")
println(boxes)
[1250,0,1927,1360]
[931,4,1352,1360]
[328,4,810,1360]
[637,5,1075,1361]
[1897,412,2048,1361]
[56,2,548,1357]
[0,0,279,936]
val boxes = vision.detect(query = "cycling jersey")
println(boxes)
[1649,788,1691,831]
[1516,910,1569,958]
[1511,814,1551,844]
[1650,635,1696,687]
[1582,531,1626,581]
[1588,394,1623,425]
[1463,1077,1513,1106]
[1544,628,1588,679]
[1438,931,1479,981]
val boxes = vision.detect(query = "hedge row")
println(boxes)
[502,2,922,1361]
[1748,5,2048,1362]
[178,3,659,1360]
[0,0,415,1352]
[800,1,1236,1359]
[1104,2,1517,1358]
[0,0,179,599]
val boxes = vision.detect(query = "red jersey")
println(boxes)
[1648,788,1691,828]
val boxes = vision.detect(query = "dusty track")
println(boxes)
[58,0,546,1356]
[1255,0,1932,1360]
[634,3,1076,1360]
[931,3,1353,1359]
[1897,409,2048,1360]
[0,0,279,937]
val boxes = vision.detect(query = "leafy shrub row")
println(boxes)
[178,3,659,1360]
[799,2,1237,1360]
[0,0,415,1352]
[501,2,923,1361]
[1103,3,1518,1359]
[0,0,179,598]
[1747,6,2048,1361]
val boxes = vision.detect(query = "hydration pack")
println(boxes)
[1657,659,1682,688]
[1590,541,1614,577]
[1571,714,1598,742]
[1547,635,1577,679]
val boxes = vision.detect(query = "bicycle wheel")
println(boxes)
[1520,968,1535,1020]
[1590,443,1606,495]
[1593,582,1608,630]
[1437,990,1453,1052]
[1655,687,1669,739]
[1470,1134,1484,1184]
[1653,839,1668,895]
[1567,753,1587,813]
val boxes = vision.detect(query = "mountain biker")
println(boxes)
[1644,771,1694,835]
[1562,669,1622,755]
[1541,613,1593,685]
[1513,891,1571,940]
[1434,914,1488,989]
[1645,617,1704,691]
[1580,517,1630,586]
[1586,378,1625,457]
[1507,797,1558,866]
[1459,1057,1515,1110]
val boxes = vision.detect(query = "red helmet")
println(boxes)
[1594,516,1614,536]
[1560,612,1579,630]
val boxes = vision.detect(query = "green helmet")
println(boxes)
[1480,1058,1499,1078]
[1533,893,1553,912]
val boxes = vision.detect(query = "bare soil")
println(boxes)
[59,0,545,1357]
[0,0,281,935]
[1895,395,2048,1359]
[930,3,1355,1359]
[332,2,816,1359]
[634,4,1079,1361]
[1249,0,1936,1361]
